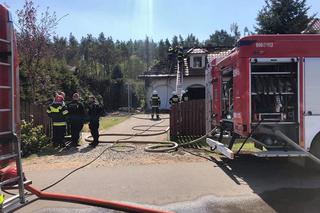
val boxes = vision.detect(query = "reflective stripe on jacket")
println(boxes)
[169,95,180,105]
[53,122,67,126]
[150,95,160,107]
[47,103,68,125]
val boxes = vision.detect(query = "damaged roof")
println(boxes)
[302,18,320,34]
[139,47,232,78]
[186,48,208,54]
[139,58,189,78]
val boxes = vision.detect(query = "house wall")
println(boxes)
[146,76,205,110]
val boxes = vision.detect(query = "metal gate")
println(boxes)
[170,100,206,140]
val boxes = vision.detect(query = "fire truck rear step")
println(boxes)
[253,150,308,157]
[206,138,234,159]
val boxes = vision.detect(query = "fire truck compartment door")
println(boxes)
[304,58,320,150]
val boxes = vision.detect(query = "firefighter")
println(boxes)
[150,90,161,120]
[169,91,180,105]
[181,90,189,102]
[47,95,68,148]
[67,93,85,147]
[87,96,103,148]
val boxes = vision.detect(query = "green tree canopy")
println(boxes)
[126,55,146,79]
[205,30,235,47]
[256,0,315,34]
[184,34,200,47]
[111,64,123,80]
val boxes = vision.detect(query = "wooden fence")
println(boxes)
[20,102,52,137]
[170,99,206,140]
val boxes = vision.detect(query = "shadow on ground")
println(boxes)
[212,155,320,213]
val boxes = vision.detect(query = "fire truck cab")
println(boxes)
[209,34,320,159]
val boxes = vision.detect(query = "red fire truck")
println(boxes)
[207,34,320,161]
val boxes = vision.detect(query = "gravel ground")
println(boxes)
[23,144,207,172]
[23,114,207,172]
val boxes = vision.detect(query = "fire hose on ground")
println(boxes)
[23,184,172,213]
[84,120,218,153]
[32,115,217,194]
[1,166,173,213]
[2,115,218,212]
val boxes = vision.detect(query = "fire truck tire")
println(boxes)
[310,133,320,159]
[306,133,320,171]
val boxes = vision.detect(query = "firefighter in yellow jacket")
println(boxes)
[47,95,69,148]
[150,90,161,120]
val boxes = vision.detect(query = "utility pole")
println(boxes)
[127,83,130,114]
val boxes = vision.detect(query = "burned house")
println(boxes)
[139,48,208,110]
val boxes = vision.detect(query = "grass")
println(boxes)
[23,116,129,160]
[175,136,257,153]
[82,116,129,132]
[231,140,256,152]
[214,137,256,153]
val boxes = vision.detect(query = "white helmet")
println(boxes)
[172,91,177,95]
[181,90,186,94]
[153,90,158,95]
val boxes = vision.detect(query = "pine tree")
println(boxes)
[171,36,179,48]
[157,39,167,61]
[185,34,200,48]
[205,30,235,47]
[256,0,315,34]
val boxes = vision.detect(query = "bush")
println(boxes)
[20,119,49,157]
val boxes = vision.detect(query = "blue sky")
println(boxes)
[3,0,320,42]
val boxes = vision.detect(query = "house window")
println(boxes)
[193,56,203,68]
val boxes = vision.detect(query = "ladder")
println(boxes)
[175,60,184,98]
[0,13,26,212]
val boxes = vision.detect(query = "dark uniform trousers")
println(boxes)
[52,126,66,147]
[152,107,159,118]
[89,120,100,146]
[70,120,83,146]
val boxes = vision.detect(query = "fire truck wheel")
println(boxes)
[306,133,320,171]
[310,133,320,159]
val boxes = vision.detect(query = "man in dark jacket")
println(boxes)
[67,93,85,147]
[47,95,68,148]
[150,90,161,120]
[87,96,103,148]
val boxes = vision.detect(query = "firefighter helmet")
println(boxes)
[55,95,64,103]
[153,90,158,95]
[172,91,177,95]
